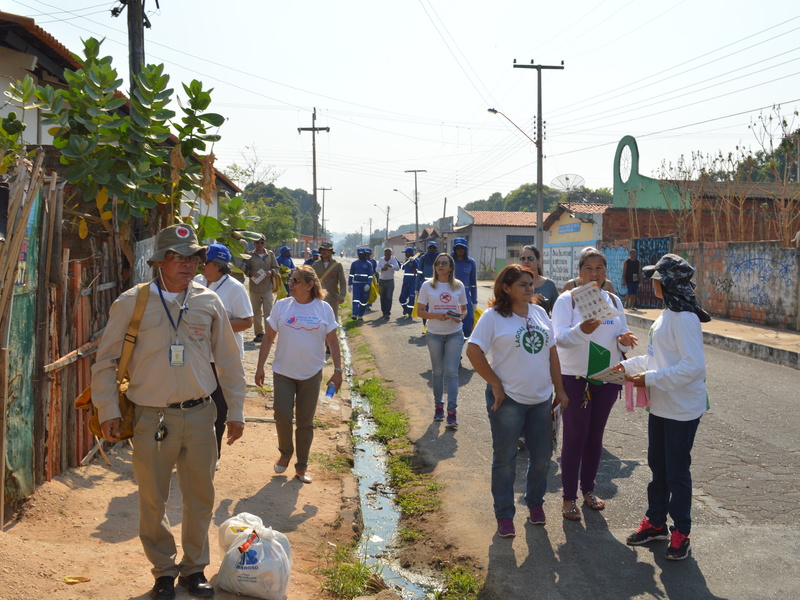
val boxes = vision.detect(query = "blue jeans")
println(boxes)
[486,386,553,519]
[646,413,700,536]
[425,332,464,412]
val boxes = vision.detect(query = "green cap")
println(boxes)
[147,224,206,266]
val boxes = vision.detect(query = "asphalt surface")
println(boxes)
[344,263,800,600]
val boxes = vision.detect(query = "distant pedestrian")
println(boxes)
[552,248,637,521]
[452,238,479,336]
[618,253,710,561]
[304,249,320,266]
[623,249,643,309]
[244,235,279,343]
[348,248,374,320]
[365,248,378,310]
[376,248,401,319]
[254,266,343,485]
[416,253,467,429]
[194,243,253,466]
[519,245,558,316]
[561,247,616,294]
[467,264,569,538]
[398,247,418,317]
[312,241,347,323]
[277,246,295,293]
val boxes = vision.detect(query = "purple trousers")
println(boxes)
[560,376,621,501]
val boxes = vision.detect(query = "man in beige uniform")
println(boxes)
[312,241,347,322]
[91,224,246,600]
[243,235,279,342]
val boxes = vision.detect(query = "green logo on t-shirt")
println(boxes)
[522,330,545,354]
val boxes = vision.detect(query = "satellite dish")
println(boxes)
[551,173,585,192]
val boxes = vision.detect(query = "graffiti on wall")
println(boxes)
[600,245,628,294]
[729,253,796,307]
[635,237,671,268]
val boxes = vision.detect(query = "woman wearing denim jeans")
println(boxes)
[616,254,710,561]
[467,265,569,538]
[416,253,468,429]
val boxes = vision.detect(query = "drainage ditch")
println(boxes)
[340,331,438,598]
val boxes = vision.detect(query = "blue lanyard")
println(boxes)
[157,284,188,338]
[212,275,229,293]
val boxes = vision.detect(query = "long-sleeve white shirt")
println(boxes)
[552,288,632,377]
[621,309,707,421]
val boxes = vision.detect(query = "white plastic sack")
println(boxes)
[218,528,291,600]
[218,512,292,565]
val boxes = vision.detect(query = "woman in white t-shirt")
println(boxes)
[254,266,343,484]
[467,264,569,538]
[415,253,468,429]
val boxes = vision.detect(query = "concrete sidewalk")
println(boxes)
[625,307,800,370]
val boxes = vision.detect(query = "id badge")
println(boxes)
[169,343,185,366]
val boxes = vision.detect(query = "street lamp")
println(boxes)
[488,107,544,250]
[374,204,390,245]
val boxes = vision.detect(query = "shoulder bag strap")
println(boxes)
[117,283,150,384]
[319,262,338,282]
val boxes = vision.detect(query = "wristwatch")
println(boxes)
[334,368,343,373]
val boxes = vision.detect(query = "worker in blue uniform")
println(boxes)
[303,249,319,266]
[277,245,295,293]
[451,237,478,337]
[349,248,375,320]
[398,247,418,317]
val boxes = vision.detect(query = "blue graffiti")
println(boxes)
[635,237,671,268]
[600,245,628,294]
[729,254,796,309]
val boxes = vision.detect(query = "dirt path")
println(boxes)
[0,340,358,600]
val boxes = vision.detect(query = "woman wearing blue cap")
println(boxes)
[194,244,254,465]
[616,253,710,561]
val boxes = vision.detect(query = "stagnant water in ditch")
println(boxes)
[339,331,439,599]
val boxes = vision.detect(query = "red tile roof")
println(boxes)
[466,211,544,227]
[558,203,611,214]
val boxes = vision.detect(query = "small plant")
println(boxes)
[398,526,425,542]
[311,452,352,474]
[319,542,386,598]
[432,565,481,600]
[313,415,330,430]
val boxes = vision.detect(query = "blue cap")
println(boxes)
[426,240,438,249]
[206,243,231,263]
[357,247,365,254]
[453,237,467,249]
[280,245,290,253]
[404,247,415,253]
[311,249,320,256]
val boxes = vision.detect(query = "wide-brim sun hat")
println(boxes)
[147,224,206,266]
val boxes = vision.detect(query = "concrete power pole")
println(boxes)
[404,169,426,250]
[317,187,331,240]
[298,108,330,244]
[112,0,148,96]
[513,60,564,251]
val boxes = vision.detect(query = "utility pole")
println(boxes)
[317,187,331,240]
[368,218,373,251]
[112,0,149,96]
[513,59,564,251]
[384,205,390,244]
[404,169,426,251]
[298,108,330,244]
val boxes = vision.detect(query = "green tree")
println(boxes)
[464,191,504,211]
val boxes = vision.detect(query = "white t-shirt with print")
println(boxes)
[267,297,338,380]
[469,304,555,405]
[194,274,253,358]
[417,280,468,335]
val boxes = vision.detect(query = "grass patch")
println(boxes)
[433,565,481,600]
[310,452,353,474]
[398,526,425,542]
[319,542,387,598]
[352,377,408,443]
[388,455,443,517]
[313,415,330,430]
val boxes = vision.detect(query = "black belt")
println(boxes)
[166,397,209,409]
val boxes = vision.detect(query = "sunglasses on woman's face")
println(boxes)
[434,261,450,266]
[519,256,537,262]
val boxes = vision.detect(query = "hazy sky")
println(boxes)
[6,1,800,235]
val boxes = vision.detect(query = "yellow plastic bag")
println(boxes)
[411,301,419,319]
[473,306,483,326]
[276,266,290,300]
[367,277,379,304]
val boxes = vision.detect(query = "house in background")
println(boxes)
[454,208,545,278]
[542,203,611,288]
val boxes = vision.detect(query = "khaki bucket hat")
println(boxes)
[147,224,206,266]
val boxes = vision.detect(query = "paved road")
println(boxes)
[348,270,800,600]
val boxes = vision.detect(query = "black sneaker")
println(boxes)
[253,333,264,343]
[626,517,669,545]
[665,529,691,560]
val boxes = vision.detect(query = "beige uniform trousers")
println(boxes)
[250,287,274,336]
[132,399,216,579]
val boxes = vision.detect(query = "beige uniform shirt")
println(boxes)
[91,281,247,424]
[244,249,279,293]
[312,259,347,303]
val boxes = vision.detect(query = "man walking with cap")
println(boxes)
[244,235,278,343]
[91,224,246,600]
[398,247,418,317]
[376,247,401,320]
[312,241,347,323]
[349,248,374,320]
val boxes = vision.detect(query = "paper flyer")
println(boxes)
[587,365,628,385]
[570,282,622,322]
[251,268,267,285]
